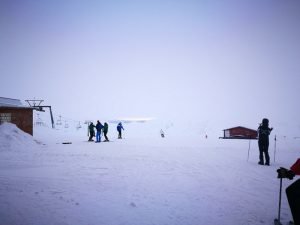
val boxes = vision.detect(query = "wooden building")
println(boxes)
[0,97,34,135]
[221,126,258,139]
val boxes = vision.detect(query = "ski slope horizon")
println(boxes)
[0,121,299,225]
[34,108,300,145]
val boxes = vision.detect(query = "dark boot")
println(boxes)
[258,152,264,165]
[265,152,270,166]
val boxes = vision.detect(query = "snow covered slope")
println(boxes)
[0,122,39,151]
[0,122,299,225]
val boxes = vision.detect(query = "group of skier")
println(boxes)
[88,121,124,142]
[257,118,299,225]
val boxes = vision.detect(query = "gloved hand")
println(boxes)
[277,167,289,179]
[277,167,295,180]
[286,170,295,180]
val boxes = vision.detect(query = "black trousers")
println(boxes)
[118,130,122,138]
[286,179,300,225]
[89,131,95,141]
[104,132,109,141]
[258,139,270,164]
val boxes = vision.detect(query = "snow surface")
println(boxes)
[0,121,299,225]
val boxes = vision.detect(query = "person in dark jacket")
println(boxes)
[95,120,104,142]
[103,122,109,142]
[277,159,300,225]
[257,118,273,165]
[117,122,124,139]
[160,129,165,138]
[88,122,96,141]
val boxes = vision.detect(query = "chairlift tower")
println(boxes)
[25,99,55,129]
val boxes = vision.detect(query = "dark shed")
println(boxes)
[0,97,34,135]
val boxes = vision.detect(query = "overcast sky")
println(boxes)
[1,0,300,129]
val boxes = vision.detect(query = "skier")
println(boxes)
[88,122,96,141]
[277,159,300,225]
[160,129,165,138]
[257,118,273,165]
[95,120,104,142]
[117,122,124,139]
[103,122,109,142]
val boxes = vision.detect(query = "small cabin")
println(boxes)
[0,97,34,135]
[221,126,258,139]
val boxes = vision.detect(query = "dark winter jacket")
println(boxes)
[257,125,272,142]
[117,123,124,132]
[96,122,104,132]
[103,123,108,133]
[89,123,95,132]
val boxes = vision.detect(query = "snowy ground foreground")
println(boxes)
[0,122,299,225]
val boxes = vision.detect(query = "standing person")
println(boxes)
[95,120,104,143]
[88,122,95,141]
[257,118,273,165]
[103,122,109,142]
[117,122,124,139]
[160,129,165,138]
[277,159,300,225]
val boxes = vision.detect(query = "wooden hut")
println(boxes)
[0,97,34,135]
[221,126,258,139]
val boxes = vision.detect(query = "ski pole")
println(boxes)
[277,177,283,224]
[274,135,277,163]
[247,139,251,161]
